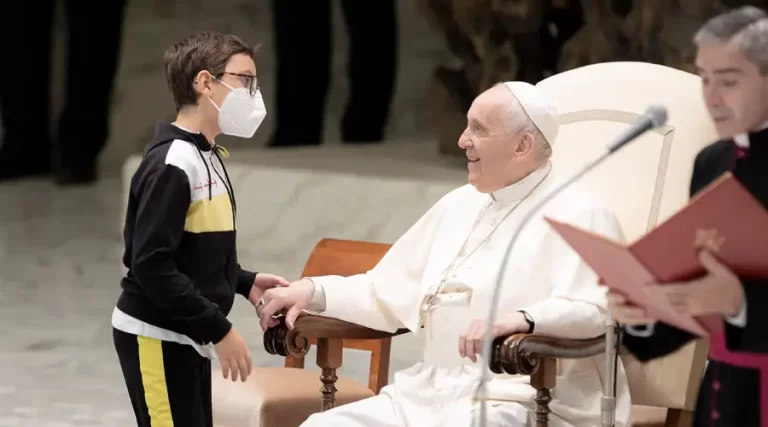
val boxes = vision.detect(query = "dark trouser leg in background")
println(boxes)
[113,329,214,427]
[0,0,55,180]
[55,0,127,185]
[340,0,397,143]
[269,0,332,147]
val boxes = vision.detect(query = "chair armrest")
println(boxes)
[263,314,409,358]
[489,333,606,375]
[487,333,606,426]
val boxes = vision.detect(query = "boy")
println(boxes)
[112,32,286,427]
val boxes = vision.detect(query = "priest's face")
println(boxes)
[696,41,768,138]
[458,87,537,193]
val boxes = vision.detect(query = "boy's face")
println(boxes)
[194,54,258,135]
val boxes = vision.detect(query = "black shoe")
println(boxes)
[267,131,323,148]
[0,136,53,182]
[0,162,51,182]
[54,164,98,186]
[342,138,385,145]
[0,151,52,182]
[267,140,323,148]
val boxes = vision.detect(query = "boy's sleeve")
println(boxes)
[237,266,257,299]
[131,164,232,344]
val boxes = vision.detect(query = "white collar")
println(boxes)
[490,161,552,205]
[733,121,768,148]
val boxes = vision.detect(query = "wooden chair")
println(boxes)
[262,62,717,427]
[212,239,397,427]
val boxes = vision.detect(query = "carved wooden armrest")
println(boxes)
[263,313,409,358]
[488,333,606,427]
[263,314,409,412]
[489,333,607,375]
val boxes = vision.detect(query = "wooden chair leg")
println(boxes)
[316,338,343,412]
[285,355,305,368]
[530,357,557,427]
[664,409,693,427]
[368,338,391,394]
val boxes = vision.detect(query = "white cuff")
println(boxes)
[305,279,327,313]
[625,323,656,337]
[725,300,747,328]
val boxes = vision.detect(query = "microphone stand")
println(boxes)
[602,312,619,427]
[475,104,667,426]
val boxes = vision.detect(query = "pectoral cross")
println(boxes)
[694,228,726,253]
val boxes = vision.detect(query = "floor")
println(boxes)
[0,178,135,426]
[0,176,417,427]
[1,1,449,425]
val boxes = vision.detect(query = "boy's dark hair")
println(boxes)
[164,32,256,111]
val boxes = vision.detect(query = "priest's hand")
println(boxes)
[257,278,315,331]
[655,250,745,317]
[459,312,530,363]
[607,291,657,325]
[248,273,291,308]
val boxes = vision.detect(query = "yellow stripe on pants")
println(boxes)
[137,336,174,426]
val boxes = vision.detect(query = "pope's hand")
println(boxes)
[248,273,291,308]
[459,312,530,363]
[258,278,315,331]
[607,290,657,325]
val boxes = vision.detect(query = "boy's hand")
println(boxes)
[215,328,252,382]
[248,273,290,307]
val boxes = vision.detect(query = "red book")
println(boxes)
[545,173,768,336]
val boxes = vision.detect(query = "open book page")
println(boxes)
[545,174,768,337]
[545,218,708,336]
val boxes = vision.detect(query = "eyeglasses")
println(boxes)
[218,72,260,97]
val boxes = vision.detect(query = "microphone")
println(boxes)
[474,105,669,427]
[608,105,668,153]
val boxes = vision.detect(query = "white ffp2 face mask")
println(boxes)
[208,81,267,139]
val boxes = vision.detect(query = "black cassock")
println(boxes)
[622,127,768,427]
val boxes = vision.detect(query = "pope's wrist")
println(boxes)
[301,278,317,297]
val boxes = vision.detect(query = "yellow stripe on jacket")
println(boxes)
[185,193,234,233]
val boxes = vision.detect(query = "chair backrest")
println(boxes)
[285,238,392,393]
[535,61,714,411]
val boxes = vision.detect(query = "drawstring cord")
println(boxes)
[194,147,213,201]
[213,145,237,228]
[192,143,237,228]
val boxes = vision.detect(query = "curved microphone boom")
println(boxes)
[474,105,668,427]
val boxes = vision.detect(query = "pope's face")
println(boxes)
[457,86,537,193]
[697,41,768,138]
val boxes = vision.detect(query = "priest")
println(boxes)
[609,6,768,427]
[258,81,632,426]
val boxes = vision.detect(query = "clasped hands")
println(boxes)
[608,250,745,325]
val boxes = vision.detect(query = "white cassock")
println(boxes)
[301,162,632,427]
